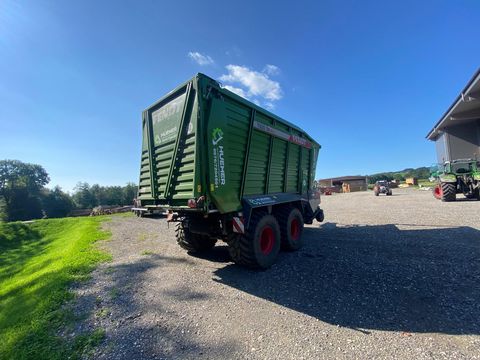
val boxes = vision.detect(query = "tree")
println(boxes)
[367,174,393,184]
[393,173,405,182]
[72,182,95,208]
[90,184,105,206]
[0,160,50,221]
[41,186,74,218]
[72,182,138,208]
[0,198,6,222]
[103,186,124,205]
[122,182,137,205]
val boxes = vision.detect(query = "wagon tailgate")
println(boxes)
[140,83,197,203]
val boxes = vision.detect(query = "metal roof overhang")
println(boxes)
[426,68,480,141]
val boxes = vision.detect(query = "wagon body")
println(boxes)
[136,73,323,268]
[138,73,320,215]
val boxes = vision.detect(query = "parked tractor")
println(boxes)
[431,159,480,201]
[373,180,392,196]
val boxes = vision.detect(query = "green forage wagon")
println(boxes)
[135,73,324,268]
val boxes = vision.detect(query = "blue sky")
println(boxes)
[1,0,479,191]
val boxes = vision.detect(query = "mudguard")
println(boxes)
[439,174,457,183]
[241,193,317,229]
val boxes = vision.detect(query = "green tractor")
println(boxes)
[431,159,480,201]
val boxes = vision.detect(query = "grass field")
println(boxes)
[0,216,112,359]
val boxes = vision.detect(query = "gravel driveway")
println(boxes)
[75,188,480,359]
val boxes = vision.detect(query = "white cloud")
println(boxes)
[264,102,275,110]
[223,85,248,99]
[188,51,214,66]
[263,64,280,76]
[219,65,283,101]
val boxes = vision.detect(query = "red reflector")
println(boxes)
[187,199,197,208]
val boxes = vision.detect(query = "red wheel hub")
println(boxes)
[290,218,300,241]
[260,226,274,255]
[433,185,442,199]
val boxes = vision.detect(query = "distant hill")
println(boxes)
[366,167,430,184]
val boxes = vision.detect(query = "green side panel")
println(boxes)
[222,98,250,199]
[275,121,289,132]
[244,130,271,195]
[300,146,311,194]
[286,144,300,192]
[256,112,273,126]
[206,97,248,213]
[310,146,319,189]
[243,113,272,195]
[138,119,153,199]
[268,138,288,193]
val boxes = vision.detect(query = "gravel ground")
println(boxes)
[74,188,480,359]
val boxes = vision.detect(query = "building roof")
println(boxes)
[427,68,480,140]
[318,175,367,182]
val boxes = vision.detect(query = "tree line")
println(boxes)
[367,166,431,184]
[0,160,137,222]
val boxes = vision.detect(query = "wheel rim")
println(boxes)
[290,218,300,241]
[260,226,274,255]
[434,185,442,199]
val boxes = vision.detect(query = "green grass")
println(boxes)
[108,287,120,300]
[72,328,106,357]
[0,216,112,359]
[141,250,154,255]
[95,308,110,318]
[113,211,135,218]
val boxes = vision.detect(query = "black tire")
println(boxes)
[441,182,456,202]
[175,221,217,253]
[466,189,480,200]
[277,207,304,251]
[227,212,281,269]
